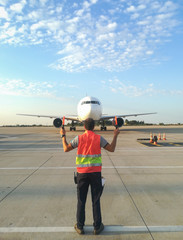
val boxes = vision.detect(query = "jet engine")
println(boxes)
[53,118,62,128]
[113,117,124,128]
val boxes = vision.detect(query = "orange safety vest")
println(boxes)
[76,130,102,173]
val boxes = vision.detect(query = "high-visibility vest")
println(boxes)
[76,130,102,173]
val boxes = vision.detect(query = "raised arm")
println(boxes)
[60,128,73,152]
[104,128,120,152]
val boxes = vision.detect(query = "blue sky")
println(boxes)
[0,0,183,125]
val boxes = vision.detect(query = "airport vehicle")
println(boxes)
[17,96,156,130]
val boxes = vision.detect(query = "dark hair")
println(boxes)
[84,118,95,130]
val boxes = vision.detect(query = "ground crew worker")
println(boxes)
[60,118,120,235]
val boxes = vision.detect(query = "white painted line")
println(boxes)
[0,167,75,170]
[114,166,183,169]
[149,226,183,232]
[0,148,62,151]
[1,166,183,170]
[1,148,183,152]
[1,226,183,233]
[0,227,75,233]
[0,136,17,139]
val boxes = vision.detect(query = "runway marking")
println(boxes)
[1,147,183,152]
[1,166,183,170]
[1,225,183,233]
[0,148,61,151]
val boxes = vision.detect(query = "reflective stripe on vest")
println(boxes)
[77,163,102,168]
[76,156,102,166]
[76,131,102,173]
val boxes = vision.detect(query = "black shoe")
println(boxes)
[74,223,85,235]
[93,223,104,235]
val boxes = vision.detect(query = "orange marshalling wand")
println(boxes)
[62,116,65,129]
[115,116,118,128]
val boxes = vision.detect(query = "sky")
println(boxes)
[0,0,183,126]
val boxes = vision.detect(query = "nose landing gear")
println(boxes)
[70,121,76,131]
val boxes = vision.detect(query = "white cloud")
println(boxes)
[107,78,183,97]
[126,5,136,12]
[28,10,41,20]
[0,6,9,19]
[0,0,7,6]
[0,78,55,98]
[1,22,10,29]
[29,0,36,7]
[90,0,98,4]
[83,1,90,9]
[0,78,79,99]
[6,26,16,37]
[159,1,177,13]
[47,20,61,32]
[18,24,27,33]
[56,6,62,13]
[30,21,45,31]
[0,0,180,71]
[10,0,26,13]
[39,0,48,6]
[146,50,153,55]
[137,4,146,11]
[151,1,161,10]
[107,22,117,31]
[77,32,87,40]
[131,13,139,19]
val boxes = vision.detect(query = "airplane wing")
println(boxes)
[16,114,81,122]
[100,112,157,120]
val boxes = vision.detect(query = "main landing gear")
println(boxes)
[100,121,107,131]
[70,127,76,131]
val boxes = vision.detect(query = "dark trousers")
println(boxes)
[77,172,102,230]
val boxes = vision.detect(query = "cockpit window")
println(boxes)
[81,101,100,105]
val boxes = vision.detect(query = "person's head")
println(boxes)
[84,118,95,131]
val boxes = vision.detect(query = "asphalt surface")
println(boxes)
[0,126,183,240]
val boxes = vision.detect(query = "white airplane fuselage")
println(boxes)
[77,96,102,121]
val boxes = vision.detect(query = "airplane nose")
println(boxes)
[86,106,92,117]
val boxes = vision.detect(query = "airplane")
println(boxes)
[17,96,156,131]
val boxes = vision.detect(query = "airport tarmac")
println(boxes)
[0,125,183,240]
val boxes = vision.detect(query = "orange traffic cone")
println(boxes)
[163,133,166,140]
[150,132,153,143]
[158,133,161,140]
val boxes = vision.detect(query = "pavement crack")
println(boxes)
[105,151,155,240]
[0,156,53,204]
